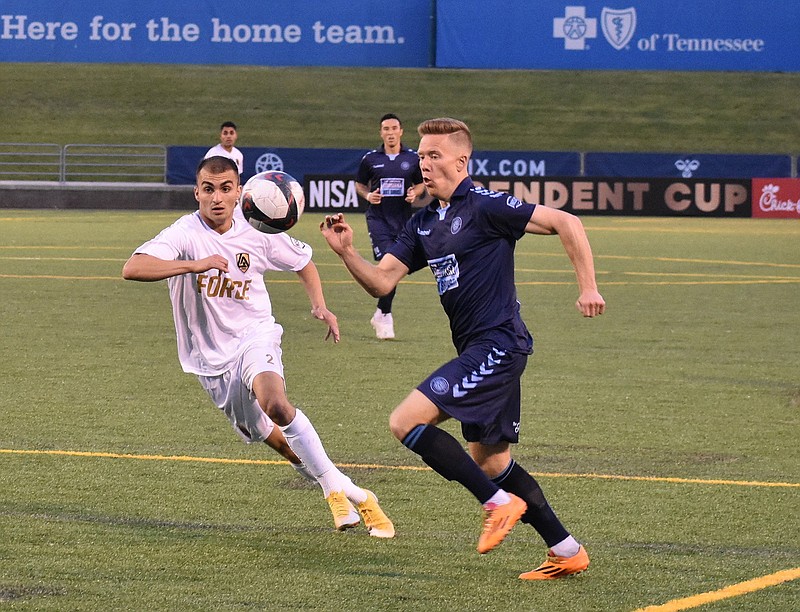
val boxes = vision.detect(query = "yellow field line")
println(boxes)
[519,252,800,269]
[634,567,800,611]
[0,273,121,280]
[0,245,125,250]
[1,449,797,488]
[3,257,796,282]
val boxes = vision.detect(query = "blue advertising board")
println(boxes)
[167,146,364,185]
[436,0,800,71]
[167,147,581,185]
[584,152,793,179]
[0,0,431,67]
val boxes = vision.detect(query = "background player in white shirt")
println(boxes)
[123,156,393,538]
[204,121,244,175]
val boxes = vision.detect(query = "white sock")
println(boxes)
[280,409,366,503]
[483,489,512,508]
[290,462,317,483]
[550,535,581,558]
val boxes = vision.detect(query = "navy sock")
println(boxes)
[402,424,498,504]
[492,460,569,547]
[377,289,396,314]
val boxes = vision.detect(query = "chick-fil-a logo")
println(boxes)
[752,179,800,218]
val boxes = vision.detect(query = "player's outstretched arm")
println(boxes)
[122,253,228,282]
[525,206,606,318]
[295,260,340,343]
[320,213,408,298]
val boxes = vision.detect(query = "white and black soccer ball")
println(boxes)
[240,171,305,234]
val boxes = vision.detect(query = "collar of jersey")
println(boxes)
[428,177,474,211]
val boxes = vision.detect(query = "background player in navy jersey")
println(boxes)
[355,113,427,339]
[321,118,605,580]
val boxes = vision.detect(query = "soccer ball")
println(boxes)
[240,171,305,234]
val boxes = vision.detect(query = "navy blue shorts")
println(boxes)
[418,340,529,445]
[366,215,405,261]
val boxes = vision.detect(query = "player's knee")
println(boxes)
[388,410,411,441]
[259,396,294,426]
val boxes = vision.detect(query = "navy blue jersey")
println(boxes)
[356,144,423,232]
[389,178,536,355]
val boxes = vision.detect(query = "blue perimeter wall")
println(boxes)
[1,1,798,71]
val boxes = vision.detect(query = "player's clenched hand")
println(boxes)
[193,255,229,275]
[320,213,354,255]
[311,306,340,343]
[575,289,605,318]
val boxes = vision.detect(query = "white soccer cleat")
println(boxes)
[370,309,395,340]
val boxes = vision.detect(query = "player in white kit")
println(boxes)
[122,156,394,537]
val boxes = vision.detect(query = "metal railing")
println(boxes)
[0,143,62,181]
[0,143,167,183]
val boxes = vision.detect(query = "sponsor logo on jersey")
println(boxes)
[428,254,459,295]
[196,274,252,300]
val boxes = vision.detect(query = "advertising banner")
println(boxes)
[471,176,751,217]
[751,178,800,219]
[0,0,431,67]
[167,147,581,185]
[436,0,800,71]
[585,152,793,179]
[167,146,364,185]
[304,174,366,213]
[468,151,580,179]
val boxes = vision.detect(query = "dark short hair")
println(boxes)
[220,121,237,131]
[380,113,401,126]
[196,156,239,182]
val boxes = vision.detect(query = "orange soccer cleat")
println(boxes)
[476,493,527,554]
[519,545,590,580]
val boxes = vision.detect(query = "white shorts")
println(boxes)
[197,339,285,444]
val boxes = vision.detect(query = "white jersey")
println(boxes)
[134,212,312,376]
[204,144,244,174]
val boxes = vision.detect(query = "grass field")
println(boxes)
[1,209,798,610]
[2,63,799,154]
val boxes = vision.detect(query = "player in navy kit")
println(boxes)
[322,118,605,579]
[355,114,427,339]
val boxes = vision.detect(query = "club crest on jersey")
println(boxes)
[236,253,250,273]
[430,377,450,395]
[451,217,463,234]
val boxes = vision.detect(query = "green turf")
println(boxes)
[0,210,798,610]
[2,63,799,154]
